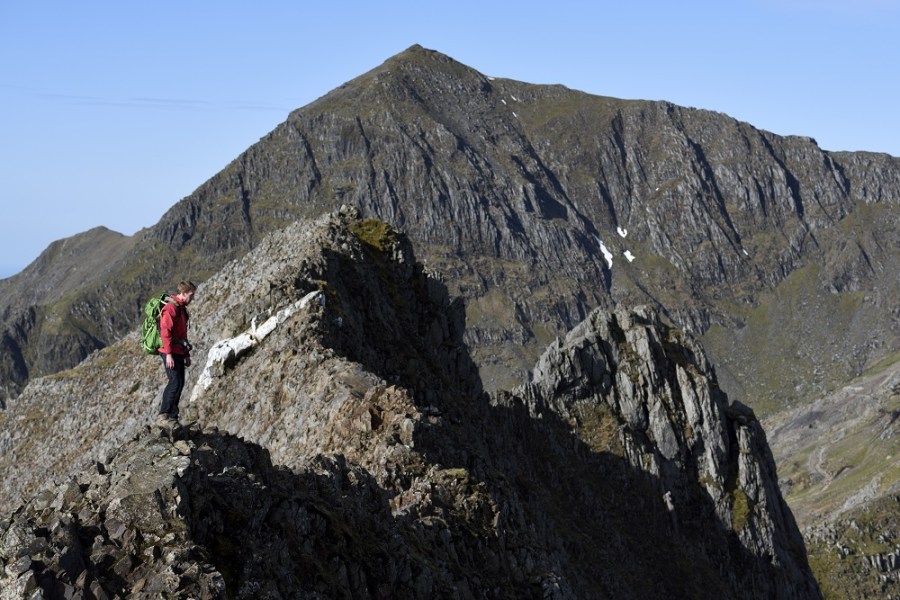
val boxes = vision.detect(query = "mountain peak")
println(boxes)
[384,43,471,69]
[6,46,897,409]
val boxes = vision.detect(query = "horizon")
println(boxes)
[2,1,898,279]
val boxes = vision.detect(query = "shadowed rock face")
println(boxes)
[500,306,818,597]
[0,210,819,598]
[1,45,899,409]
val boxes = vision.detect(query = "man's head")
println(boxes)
[176,280,197,305]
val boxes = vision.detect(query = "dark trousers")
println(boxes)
[160,353,185,417]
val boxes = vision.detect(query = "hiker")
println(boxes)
[157,280,196,426]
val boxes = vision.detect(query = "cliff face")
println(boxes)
[501,306,815,596]
[1,45,898,409]
[0,210,819,598]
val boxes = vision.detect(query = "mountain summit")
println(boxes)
[0,209,820,598]
[1,45,898,411]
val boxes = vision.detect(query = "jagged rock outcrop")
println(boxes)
[1,210,819,598]
[497,306,818,597]
[2,45,898,410]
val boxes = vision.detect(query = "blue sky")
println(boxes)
[2,1,897,279]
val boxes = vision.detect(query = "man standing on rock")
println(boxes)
[157,281,196,427]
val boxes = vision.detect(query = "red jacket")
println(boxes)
[159,297,190,356]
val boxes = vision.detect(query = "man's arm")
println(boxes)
[159,303,176,355]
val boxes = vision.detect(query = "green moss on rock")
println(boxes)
[349,219,395,252]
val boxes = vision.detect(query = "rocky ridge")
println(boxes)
[1,210,819,598]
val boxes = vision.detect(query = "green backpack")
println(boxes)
[141,293,173,355]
